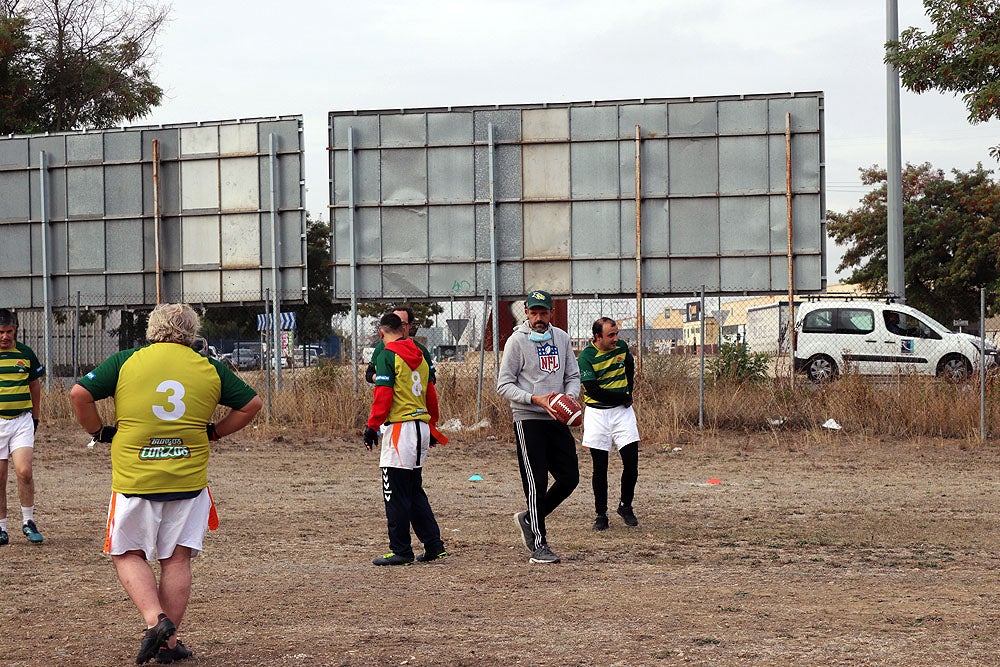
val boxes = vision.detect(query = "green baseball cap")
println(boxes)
[525,290,553,310]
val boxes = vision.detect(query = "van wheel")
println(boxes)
[805,355,837,382]
[937,354,971,381]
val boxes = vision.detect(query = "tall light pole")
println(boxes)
[886,0,905,301]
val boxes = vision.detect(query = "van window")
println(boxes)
[838,309,874,334]
[802,309,835,333]
[885,311,941,340]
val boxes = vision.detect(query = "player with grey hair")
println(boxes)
[0,308,46,546]
[70,303,263,664]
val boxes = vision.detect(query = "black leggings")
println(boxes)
[589,442,638,516]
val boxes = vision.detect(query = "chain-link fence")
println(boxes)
[19,289,1000,443]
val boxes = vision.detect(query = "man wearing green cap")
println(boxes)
[497,289,580,564]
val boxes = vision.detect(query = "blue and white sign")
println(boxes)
[257,312,297,331]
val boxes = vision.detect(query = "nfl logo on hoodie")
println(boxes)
[537,342,560,373]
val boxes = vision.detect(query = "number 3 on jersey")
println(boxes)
[152,379,186,421]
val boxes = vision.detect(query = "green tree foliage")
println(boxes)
[886,0,1000,159]
[828,162,1000,322]
[357,301,444,330]
[0,0,168,134]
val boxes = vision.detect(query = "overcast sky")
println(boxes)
[141,0,998,281]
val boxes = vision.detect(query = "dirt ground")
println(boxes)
[2,424,1000,667]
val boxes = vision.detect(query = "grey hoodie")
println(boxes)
[496,321,581,422]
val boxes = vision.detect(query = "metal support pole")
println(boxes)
[38,151,52,391]
[269,133,282,388]
[488,123,500,374]
[634,125,644,373]
[348,127,359,391]
[476,291,489,422]
[264,289,272,422]
[785,113,796,390]
[699,285,706,430]
[152,139,163,304]
[886,0,905,301]
[73,291,81,381]
[980,288,986,441]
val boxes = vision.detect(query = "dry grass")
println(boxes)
[41,360,1000,445]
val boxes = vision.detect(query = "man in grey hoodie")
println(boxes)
[496,290,581,564]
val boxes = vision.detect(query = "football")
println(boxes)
[548,393,583,427]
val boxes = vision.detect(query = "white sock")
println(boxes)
[21,507,33,524]
[0,518,7,532]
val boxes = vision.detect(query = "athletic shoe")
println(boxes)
[137,614,176,664]
[372,552,414,566]
[529,544,561,564]
[415,549,449,563]
[0,530,8,546]
[22,520,43,543]
[617,504,639,527]
[592,514,609,531]
[155,640,193,664]
[514,511,534,551]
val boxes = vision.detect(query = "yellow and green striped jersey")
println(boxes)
[0,342,44,419]
[77,343,257,494]
[577,340,632,408]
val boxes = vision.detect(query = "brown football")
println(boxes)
[549,393,583,427]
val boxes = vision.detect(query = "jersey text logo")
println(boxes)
[139,445,191,460]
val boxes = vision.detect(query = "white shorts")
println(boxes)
[379,420,431,469]
[104,488,213,561]
[0,412,34,460]
[582,404,640,452]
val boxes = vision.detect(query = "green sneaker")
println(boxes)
[415,548,449,563]
[22,520,43,544]
[372,552,413,566]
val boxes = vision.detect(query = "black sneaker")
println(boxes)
[529,544,561,564]
[372,552,414,566]
[155,640,193,664]
[617,504,639,527]
[514,511,534,551]
[415,548,449,563]
[592,514,609,531]
[137,614,176,664]
[22,520,43,543]
[0,529,8,546]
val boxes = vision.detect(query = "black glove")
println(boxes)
[363,426,378,451]
[90,425,117,443]
[207,423,221,441]
[33,418,39,432]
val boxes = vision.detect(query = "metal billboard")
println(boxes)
[0,116,307,309]
[329,92,825,300]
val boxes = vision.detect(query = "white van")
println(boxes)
[793,300,996,381]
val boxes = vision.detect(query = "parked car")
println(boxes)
[793,300,992,382]
[225,347,261,370]
[291,345,325,366]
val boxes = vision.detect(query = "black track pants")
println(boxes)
[381,466,444,558]
[514,419,579,549]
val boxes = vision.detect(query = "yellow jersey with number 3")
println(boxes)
[77,342,257,494]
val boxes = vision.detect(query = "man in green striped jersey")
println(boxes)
[577,317,640,531]
[0,309,45,546]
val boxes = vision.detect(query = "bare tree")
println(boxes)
[1,0,169,133]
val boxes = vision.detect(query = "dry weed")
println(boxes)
[36,361,1000,444]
